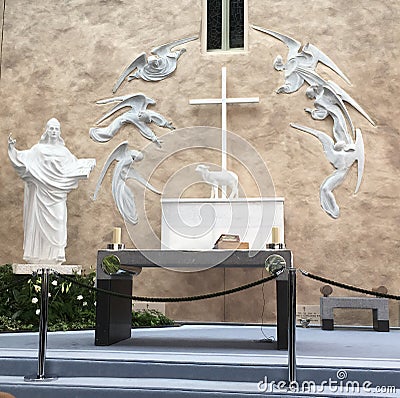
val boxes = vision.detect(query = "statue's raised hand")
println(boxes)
[8,133,16,146]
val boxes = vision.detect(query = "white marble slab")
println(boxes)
[12,264,82,275]
[161,197,284,250]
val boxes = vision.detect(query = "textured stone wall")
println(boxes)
[0,0,399,325]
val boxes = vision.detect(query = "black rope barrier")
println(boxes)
[300,269,400,301]
[53,271,280,303]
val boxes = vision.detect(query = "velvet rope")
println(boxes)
[300,269,400,300]
[54,271,281,303]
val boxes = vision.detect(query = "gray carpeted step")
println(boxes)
[1,357,400,387]
[0,376,398,398]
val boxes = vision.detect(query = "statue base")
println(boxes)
[12,264,82,275]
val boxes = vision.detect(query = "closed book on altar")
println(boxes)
[214,241,249,250]
[213,234,249,249]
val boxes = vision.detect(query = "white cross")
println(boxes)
[190,67,259,171]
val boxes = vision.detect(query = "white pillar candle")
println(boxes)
[272,227,279,244]
[112,227,122,244]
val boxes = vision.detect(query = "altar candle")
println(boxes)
[112,227,122,244]
[272,227,279,244]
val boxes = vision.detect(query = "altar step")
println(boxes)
[0,358,399,397]
[0,327,399,397]
[0,375,398,398]
[1,355,399,386]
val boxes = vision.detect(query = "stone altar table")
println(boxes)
[95,249,292,350]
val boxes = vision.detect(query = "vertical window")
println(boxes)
[207,0,223,50]
[206,0,245,51]
[229,0,244,49]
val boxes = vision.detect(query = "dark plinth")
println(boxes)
[95,249,292,349]
[95,278,133,345]
[321,319,334,331]
[373,312,390,332]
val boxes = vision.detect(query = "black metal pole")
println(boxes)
[288,266,297,388]
[37,267,49,379]
[25,268,57,382]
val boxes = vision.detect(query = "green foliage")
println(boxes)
[0,264,174,332]
[0,315,35,332]
[132,308,175,328]
[0,264,96,332]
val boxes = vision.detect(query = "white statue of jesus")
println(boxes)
[8,118,96,264]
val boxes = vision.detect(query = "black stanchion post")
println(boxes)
[25,268,57,382]
[288,265,297,388]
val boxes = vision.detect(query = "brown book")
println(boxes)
[214,241,249,250]
[213,234,249,249]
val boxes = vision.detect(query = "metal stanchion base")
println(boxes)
[24,374,58,382]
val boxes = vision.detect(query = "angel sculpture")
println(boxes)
[93,141,161,225]
[290,123,364,219]
[113,36,198,93]
[89,94,174,146]
[252,26,351,94]
[298,67,375,135]
[304,84,353,146]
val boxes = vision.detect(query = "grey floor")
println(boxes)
[0,325,399,397]
[0,325,399,369]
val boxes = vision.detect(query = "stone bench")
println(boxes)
[320,297,389,332]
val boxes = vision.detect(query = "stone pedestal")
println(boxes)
[12,264,82,275]
[161,197,284,250]
[320,296,389,332]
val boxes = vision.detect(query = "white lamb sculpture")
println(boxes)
[195,164,239,199]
